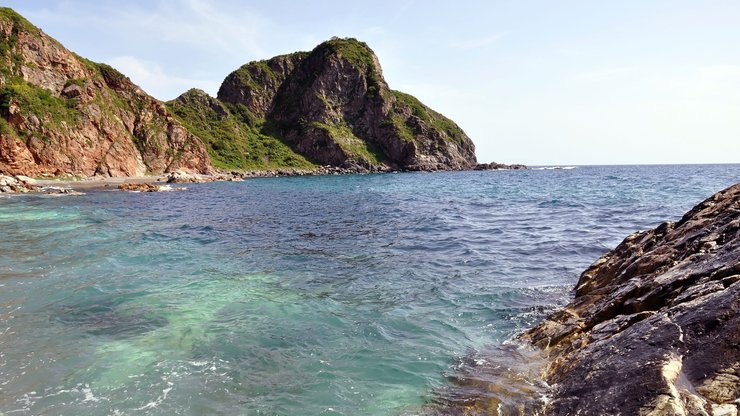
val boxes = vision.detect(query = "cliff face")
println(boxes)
[438,184,740,415]
[0,8,212,177]
[174,38,477,172]
[0,8,478,176]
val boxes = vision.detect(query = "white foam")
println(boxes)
[534,166,577,170]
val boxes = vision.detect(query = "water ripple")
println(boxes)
[0,165,738,415]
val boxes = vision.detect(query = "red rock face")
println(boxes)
[0,11,213,177]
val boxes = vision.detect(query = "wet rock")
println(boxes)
[440,183,740,415]
[474,162,528,170]
[117,182,183,192]
[525,183,740,415]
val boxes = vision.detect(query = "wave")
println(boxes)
[533,166,577,170]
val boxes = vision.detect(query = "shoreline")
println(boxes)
[436,183,740,415]
[27,165,531,192]
[35,175,169,191]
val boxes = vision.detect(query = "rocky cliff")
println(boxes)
[0,9,479,176]
[438,184,740,415]
[170,37,477,172]
[0,8,213,177]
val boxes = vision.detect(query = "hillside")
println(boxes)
[0,8,477,176]
[0,8,213,177]
[170,38,477,172]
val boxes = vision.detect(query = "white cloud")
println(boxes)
[107,0,269,58]
[21,0,270,58]
[107,56,220,100]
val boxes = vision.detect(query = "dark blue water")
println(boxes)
[0,165,738,415]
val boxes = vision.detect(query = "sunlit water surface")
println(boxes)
[1,165,738,415]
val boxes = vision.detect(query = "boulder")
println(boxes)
[0,174,39,192]
[117,182,183,192]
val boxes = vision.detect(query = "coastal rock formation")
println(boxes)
[474,162,527,170]
[0,8,488,177]
[117,183,185,192]
[170,37,478,172]
[438,183,740,415]
[0,8,213,177]
[0,173,37,192]
[524,183,740,415]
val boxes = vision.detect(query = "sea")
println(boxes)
[1,164,738,415]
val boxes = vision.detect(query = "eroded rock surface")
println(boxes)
[437,184,740,415]
[522,183,740,415]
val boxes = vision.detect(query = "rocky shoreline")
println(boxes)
[436,183,740,415]
[0,163,528,194]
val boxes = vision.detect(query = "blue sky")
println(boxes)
[5,0,740,165]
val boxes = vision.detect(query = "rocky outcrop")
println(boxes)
[165,170,243,183]
[0,8,213,177]
[474,162,528,170]
[0,173,38,192]
[174,37,478,172]
[438,184,740,415]
[0,9,484,177]
[117,182,185,192]
[217,52,307,119]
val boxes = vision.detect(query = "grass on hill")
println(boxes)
[391,90,467,144]
[167,92,316,171]
[309,121,385,165]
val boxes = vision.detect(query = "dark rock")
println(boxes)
[474,162,528,170]
[437,183,740,415]
[117,182,184,192]
[206,37,478,172]
[61,83,83,98]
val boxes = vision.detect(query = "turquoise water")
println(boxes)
[1,165,738,415]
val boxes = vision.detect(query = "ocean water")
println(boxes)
[0,164,738,415]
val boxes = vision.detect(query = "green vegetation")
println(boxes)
[167,90,315,171]
[73,53,101,73]
[391,90,467,144]
[320,38,384,97]
[0,8,62,77]
[0,76,79,130]
[229,52,308,94]
[309,121,385,164]
[97,63,129,89]
[0,116,15,136]
[389,113,416,143]
[0,8,42,38]
[232,61,277,91]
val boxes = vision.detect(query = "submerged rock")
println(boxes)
[438,183,740,415]
[117,182,184,192]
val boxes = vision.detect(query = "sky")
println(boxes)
[5,0,740,165]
